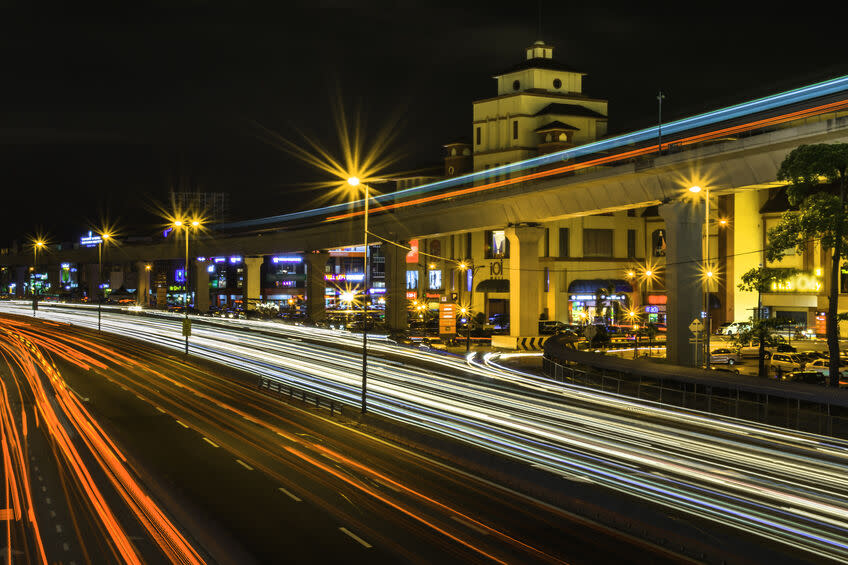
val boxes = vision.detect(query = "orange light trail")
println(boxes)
[326,97,848,222]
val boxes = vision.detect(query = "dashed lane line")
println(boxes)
[155,406,166,414]
[175,420,190,429]
[339,527,372,549]
[450,515,489,535]
[202,437,220,448]
[277,487,302,502]
[235,459,254,471]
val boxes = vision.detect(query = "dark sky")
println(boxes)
[1,1,845,246]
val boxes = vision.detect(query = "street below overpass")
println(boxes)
[2,301,848,562]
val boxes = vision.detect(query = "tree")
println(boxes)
[769,144,848,387]
[738,267,798,377]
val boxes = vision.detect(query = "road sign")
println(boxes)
[688,318,704,333]
[182,318,192,337]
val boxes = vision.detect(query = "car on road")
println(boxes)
[780,371,827,385]
[709,347,741,365]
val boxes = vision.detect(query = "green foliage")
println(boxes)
[778,144,848,201]
[738,266,798,293]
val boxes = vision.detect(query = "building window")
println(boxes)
[627,229,636,258]
[476,127,481,145]
[428,270,442,290]
[465,233,472,260]
[652,229,667,257]
[553,78,562,89]
[485,230,509,259]
[513,120,518,140]
[406,270,418,290]
[583,229,613,257]
[543,228,550,257]
[512,80,520,91]
[627,209,636,217]
[558,228,570,258]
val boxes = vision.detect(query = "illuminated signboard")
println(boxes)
[324,273,365,282]
[80,231,102,247]
[406,291,417,299]
[406,239,419,263]
[645,305,660,313]
[439,303,457,335]
[769,272,822,292]
[272,256,302,263]
[569,294,625,301]
[647,294,668,305]
[229,256,242,264]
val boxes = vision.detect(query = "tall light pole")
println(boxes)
[459,306,471,353]
[348,176,370,415]
[690,184,712,368]
[458,261,484,352]
[174,219,200,355]
[31,239,44,316]
[97,232,111,331]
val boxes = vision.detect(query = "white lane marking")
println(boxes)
[56,524,63,533]
[41,486,47,492]
[235,459,254,471]
[49,510,56,518]
[155,406,166,414]
[63,543,70,551]
[45,498,51,505]
[202,437,219,448]
[175,420,190,428]
[136,394,144,400]
[37,476,42,482]
[450,515,489,535]
[339,527,372,548]
[277,487,302,502]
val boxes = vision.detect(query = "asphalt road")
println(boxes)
[2,315,683,564]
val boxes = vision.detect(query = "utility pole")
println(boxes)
[657,91,666,155]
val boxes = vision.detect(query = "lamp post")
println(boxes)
[690,184,712,368]
[459,306,471,353]
[347,177,370,415]
[458,261,484,331]
[97,232,111,331]
[31,239,44,315]
[174,219,200,355]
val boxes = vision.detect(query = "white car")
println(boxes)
[721,322,750,335]
[806,358,848,377]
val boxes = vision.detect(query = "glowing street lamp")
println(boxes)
[173,218,202,354]
[96,231,113,331]
[31,239,45,297]
[459,305,472,353]
[347,176,372,415]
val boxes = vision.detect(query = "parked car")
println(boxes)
[709,347,741,365]
[539,320,568,335]
[721,322,750,335]
[780,371,827,385]
[806,358,848,378]
[770,353,805,372]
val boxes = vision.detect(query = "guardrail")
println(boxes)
[543,340,848,438]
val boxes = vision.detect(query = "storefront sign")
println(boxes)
[271,256,302,263]
[439,303,456,335]
[647,294,667,305]
[406,239,419,263]
[490,260,503,277]
[324,273,365,282]
[816,312,827,335]
[80,231,102,247]
[406,291,417,299]
[770,272,822,292]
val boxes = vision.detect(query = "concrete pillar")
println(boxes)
[506,225,544,337]
[194,259,210,313]
[242,256,264,311]
[383,237,409,332]
[136,262,151,306]
[305,252,329,322]
[15,266,26,298]
[87,264,100,302]
[659,198,705,367]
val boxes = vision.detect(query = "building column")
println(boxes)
[15,266,26,298]
[305,252,329,322]
[659,198,705,367]
[383,237,408,332]
[194,259,210,313]
[506,225,544,337]
[87,264,100,302]
[136,262,151,306]
[242,256,264,311]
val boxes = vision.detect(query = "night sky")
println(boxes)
[1,2,845,246]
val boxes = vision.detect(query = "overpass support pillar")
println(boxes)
[660,198,705,367]
[383,236,408,333]
[15,267,26,298]
[305,252,329,323]
[194,259,210,313]
[243,256,264,312]
[506,225,544,338]
[135,262,151,306]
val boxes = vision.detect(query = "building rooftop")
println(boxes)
[534,103,607,119]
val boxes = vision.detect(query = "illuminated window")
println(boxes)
[428,270,442,290]
[406,270,418,290]
[485,230,509,259]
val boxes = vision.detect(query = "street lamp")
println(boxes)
[31,239,44,295]
[347,176,371,415]
[97,232,112,331]
[174,218,201,354]
[459,305,471,353]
